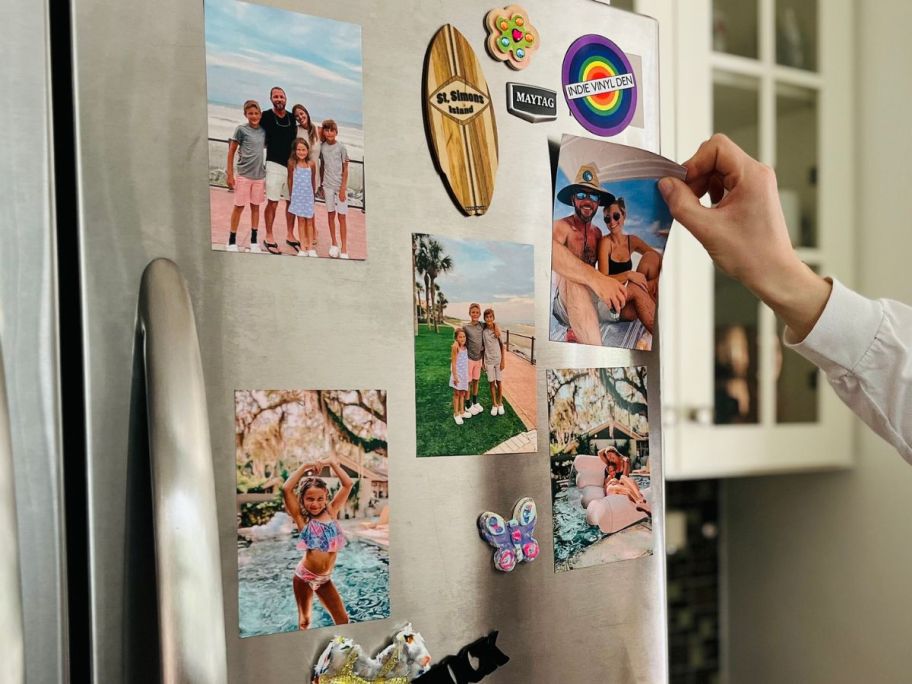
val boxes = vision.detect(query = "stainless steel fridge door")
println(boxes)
[71,0,667,681]
[1,1,67,682]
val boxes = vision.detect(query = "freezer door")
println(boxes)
[1,1,68,682]
[71,0,667,681]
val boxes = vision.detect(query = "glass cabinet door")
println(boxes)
[665,0,855,478]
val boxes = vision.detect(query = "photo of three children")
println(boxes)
[205,0,366,260]
[413,234,537,457]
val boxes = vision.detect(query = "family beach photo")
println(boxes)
[412,234,537,457]
[235,390,389,638]
[550,135,685,350]
[548,367,653,572]
[204,0,366,259]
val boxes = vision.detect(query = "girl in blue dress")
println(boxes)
[450,326,470,425]
[287,138,318,256]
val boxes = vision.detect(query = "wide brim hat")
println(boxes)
[557,163,615,206]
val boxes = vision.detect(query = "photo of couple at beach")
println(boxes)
[412,234,537,457]
[204,0,366,259]
[235,389,389,638]
[551,135,685,350]
[548,367,653,572]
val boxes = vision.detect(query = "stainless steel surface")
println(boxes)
[72,0,667,680]
[136,259,227,683]
[0,343,25,683]
[1,0,68,681]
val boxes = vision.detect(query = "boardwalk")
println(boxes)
[500,350,537,430]
[208,186,367,259]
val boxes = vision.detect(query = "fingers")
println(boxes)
[682,134,748,192]
[658,177,714,244]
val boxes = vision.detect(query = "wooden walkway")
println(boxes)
[208,186,367,259]
[501,351,537,430]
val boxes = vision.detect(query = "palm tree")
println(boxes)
[435,289,448,326]
[415,280,424,323]
[412,234,426,335]
[420,238,453,333]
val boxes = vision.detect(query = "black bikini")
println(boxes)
[607,236,633,275]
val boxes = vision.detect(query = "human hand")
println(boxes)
[338,188,345,202]
[499,358,505,371]
[625,271,648,289]
[226,174,235,190]
[593,274,627,313]
[658,134,830,339]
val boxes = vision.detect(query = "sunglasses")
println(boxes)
[574,191,601,202]
[605,211,623,222]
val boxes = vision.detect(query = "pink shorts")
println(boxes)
[468,358,483,381]
[233,176,265,207]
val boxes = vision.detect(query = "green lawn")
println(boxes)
[414,324,526,456]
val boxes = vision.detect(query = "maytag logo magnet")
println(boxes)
[506,83,557,123]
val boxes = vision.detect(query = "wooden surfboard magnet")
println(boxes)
[423,24,499,216]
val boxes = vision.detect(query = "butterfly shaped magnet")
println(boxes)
[477,497,540,572]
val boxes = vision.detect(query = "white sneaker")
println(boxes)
[454,415,464,425]
[491,406,498,416]
[462,411,472,419]
[248,243,262,253]
[498,405,505,415]
[308,249,318,257]
[471,403,484,415]
[226,243,239,252]
[329,245,340,258]
[340,252,350,260]
[297,249,308,256]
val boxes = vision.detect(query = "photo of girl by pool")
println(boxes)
[412,233,537,457]
[548,367,653,572]
[235,389,389,638]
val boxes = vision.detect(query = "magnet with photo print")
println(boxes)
[424,25,498,216]
[505,82,557,123]
[484,4,540,70]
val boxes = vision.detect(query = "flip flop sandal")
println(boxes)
[286,240,301,252]
[264,241,280,255]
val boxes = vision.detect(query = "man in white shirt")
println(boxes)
[659,134,911,463]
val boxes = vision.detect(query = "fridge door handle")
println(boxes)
[136,259,227,683]
[0,342,25,683]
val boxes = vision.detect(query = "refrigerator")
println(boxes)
[2,0,672,681]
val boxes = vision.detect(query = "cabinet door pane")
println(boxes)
[775,317,819,423]
[776,0,817,71]
[714,270,759,425]
[713,72,760,159]
[712,0,758,59]
[776,84,818,247]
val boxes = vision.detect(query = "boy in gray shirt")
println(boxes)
[225,100,266,252]
[319,119,350,259]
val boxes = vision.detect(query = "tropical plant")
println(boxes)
[435,289,448,325]
[416,237,453,333]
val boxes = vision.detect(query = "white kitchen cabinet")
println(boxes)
[633,0,857,478]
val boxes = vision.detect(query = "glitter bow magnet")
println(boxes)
[477,497,540,572]
[313,626,433,684]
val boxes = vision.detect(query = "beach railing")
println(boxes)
[505,329,536,365]
[207,137,365,210]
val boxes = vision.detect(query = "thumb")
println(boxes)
[658,177,712,244]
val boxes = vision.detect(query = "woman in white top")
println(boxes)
[292,104,322,193]
[659,134,911,463]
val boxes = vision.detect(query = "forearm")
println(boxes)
[330,460,353,487]
[755,258,831,341]
[341,163,348,192]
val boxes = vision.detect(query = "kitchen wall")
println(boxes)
[723,2,912,682]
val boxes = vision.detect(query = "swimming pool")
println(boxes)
[552,476,651,572]
[238,536,390,638]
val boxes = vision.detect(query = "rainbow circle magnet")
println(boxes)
[561,34,638,137]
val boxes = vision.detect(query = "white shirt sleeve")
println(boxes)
[784,279,912,464]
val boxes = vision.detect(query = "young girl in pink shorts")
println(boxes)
[282,455,353,629]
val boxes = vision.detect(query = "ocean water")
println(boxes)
[208,103,364,161]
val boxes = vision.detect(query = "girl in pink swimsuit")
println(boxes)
[282,454,353,630]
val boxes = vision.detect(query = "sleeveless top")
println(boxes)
[607,236,633,275]
[297,517,346,552]
[289,165,315,217]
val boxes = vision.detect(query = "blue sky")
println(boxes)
[552,173,673,250]
[205,0,363,125]
[419,235,535,326]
